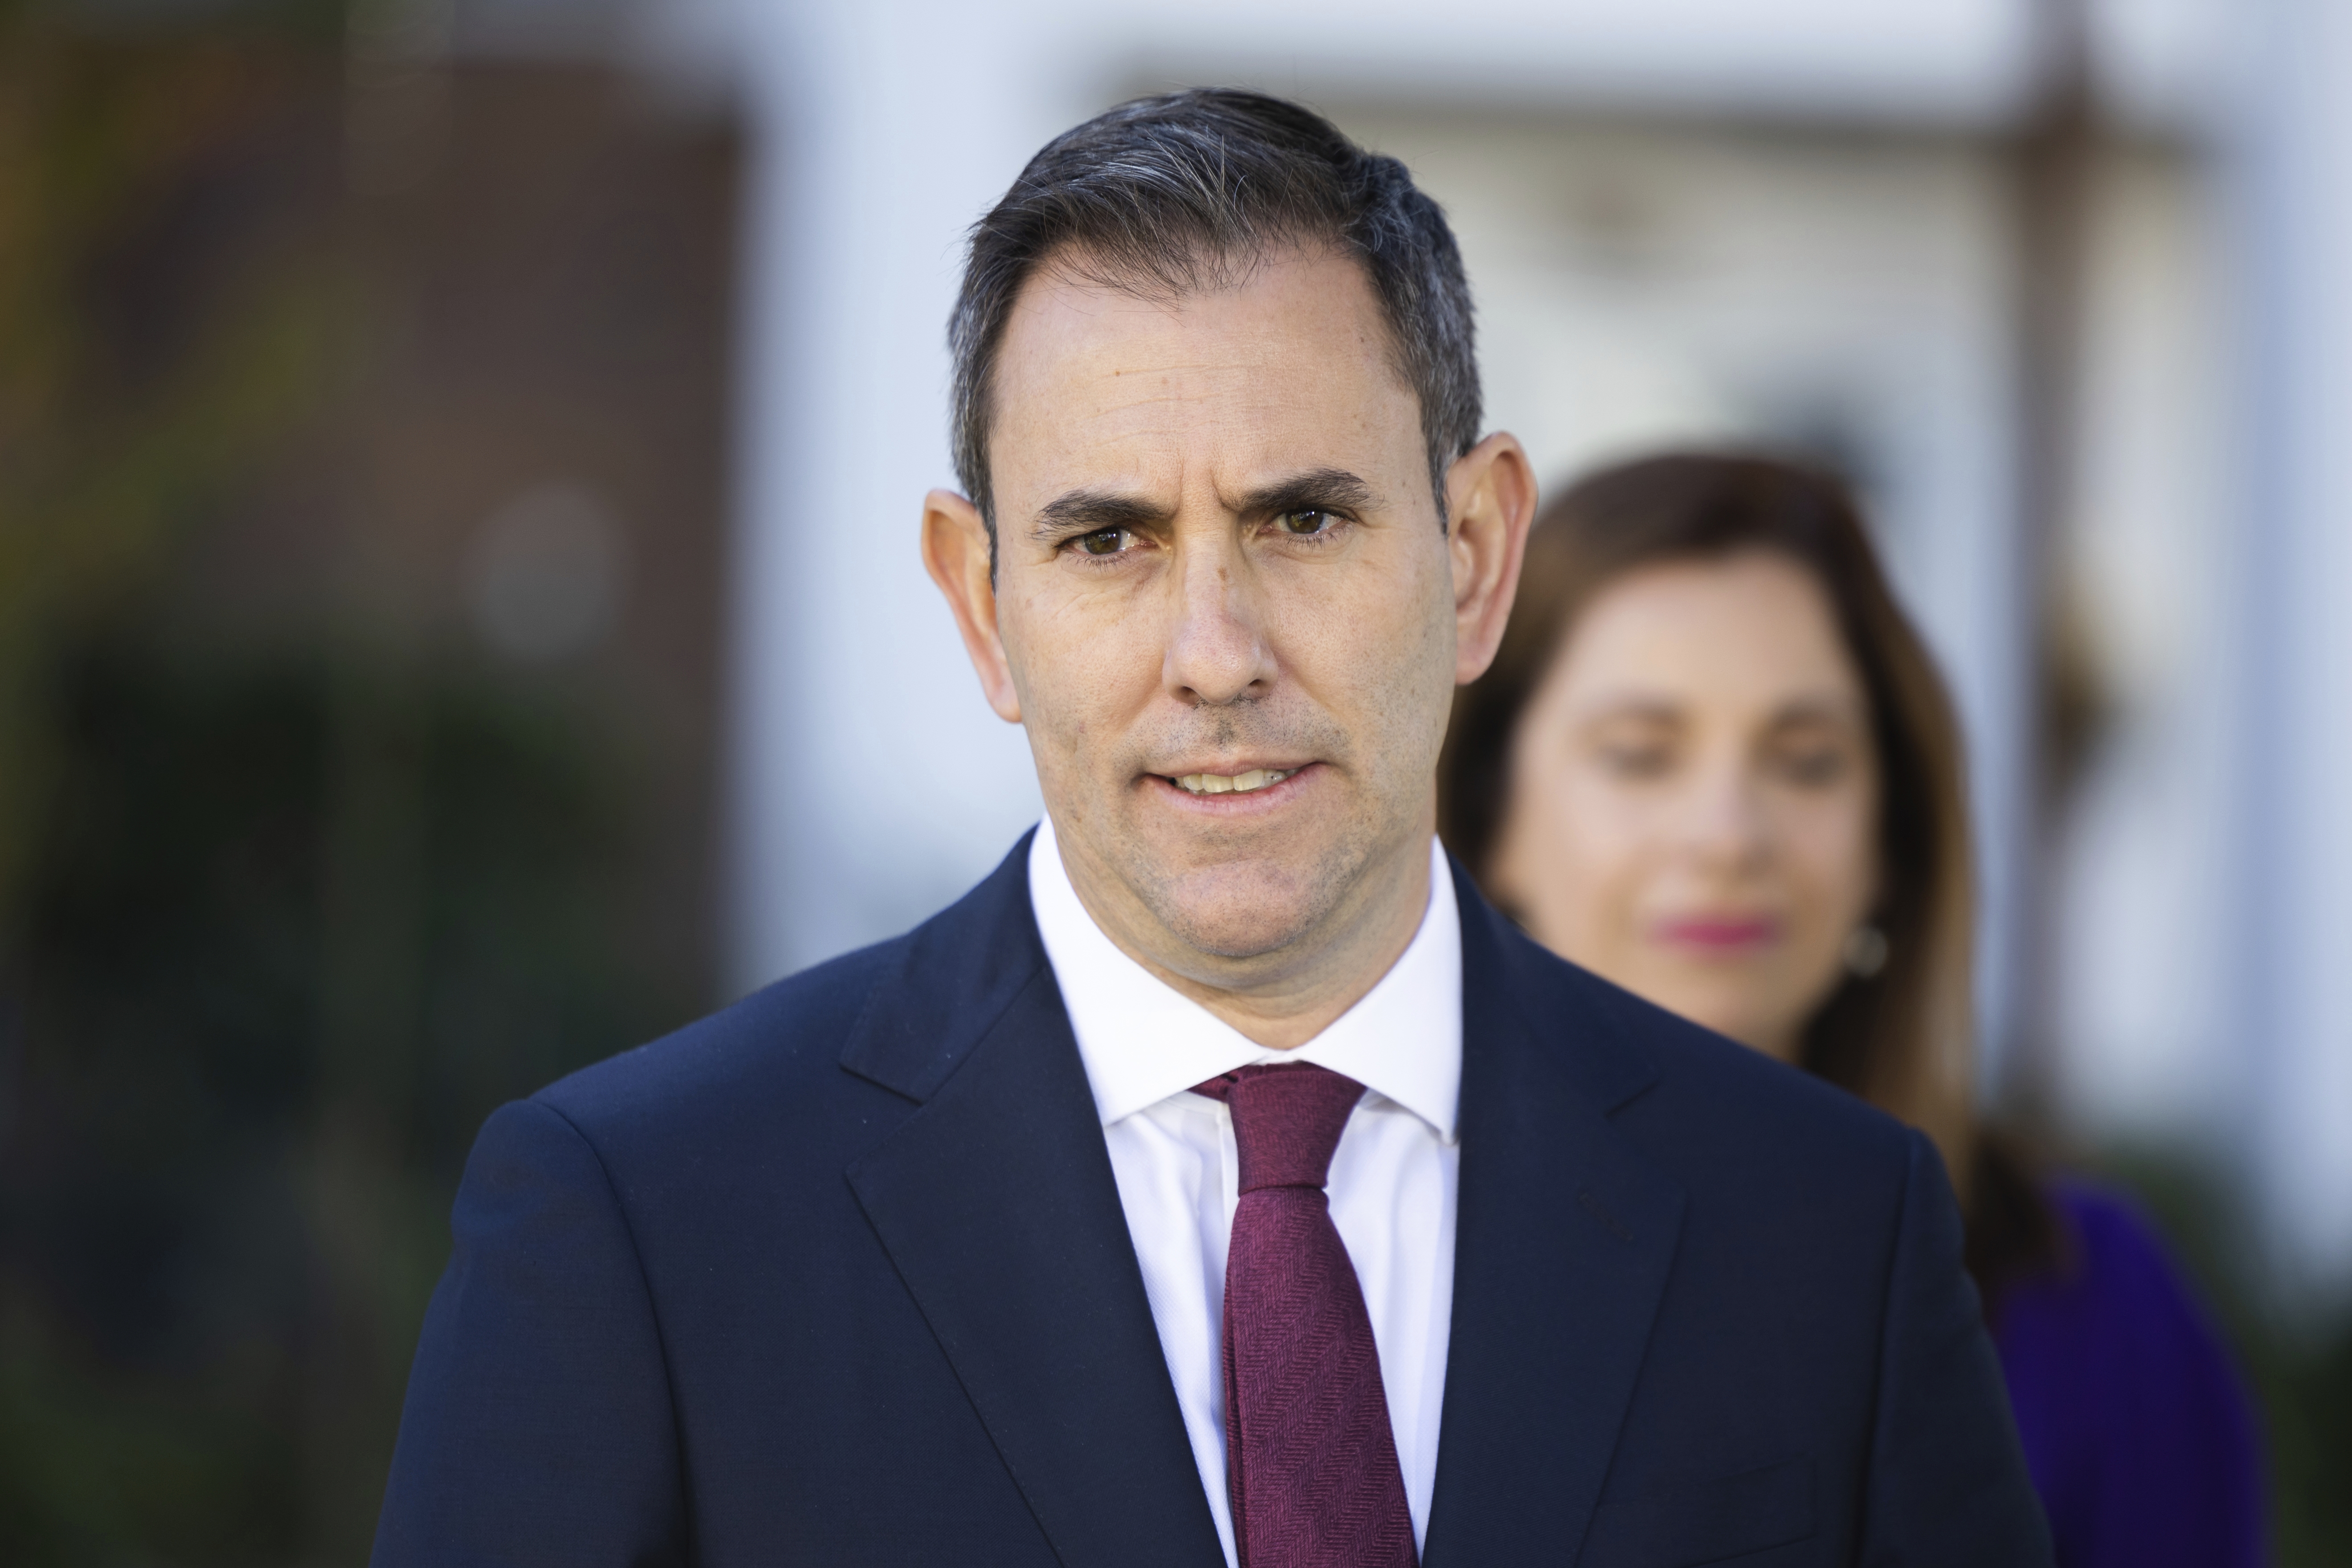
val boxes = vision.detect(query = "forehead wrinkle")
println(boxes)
[1061,359,1403,451]
[1057,400,1327,484]
[1053,359,1267,433]
[1021,277,1401,410]
[1068,357,1323,418]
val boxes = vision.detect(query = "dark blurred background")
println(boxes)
[0,3,737,1557]
[3,0,2349,1562]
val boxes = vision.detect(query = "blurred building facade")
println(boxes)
[6,0,2352,1562]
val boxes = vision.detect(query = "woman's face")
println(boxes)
[1488,550,1881,1062]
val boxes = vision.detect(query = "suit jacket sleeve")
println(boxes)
[372,1099,686,1568]
[1860,1129,2053,1567]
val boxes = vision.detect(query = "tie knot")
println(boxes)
[1191,1062,1365,1193]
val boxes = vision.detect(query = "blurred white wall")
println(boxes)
[2050,145,2238,1143]
[2049,0,2352,1292]
[2228,0,2352,1292]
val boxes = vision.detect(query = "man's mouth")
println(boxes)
[1168,768,1297,796]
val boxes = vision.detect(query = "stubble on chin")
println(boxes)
[1113,819,1377,964]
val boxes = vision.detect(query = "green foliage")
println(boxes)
[1,636,694,1564]
[0,16,347,943]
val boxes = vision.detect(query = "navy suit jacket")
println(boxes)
[373,836,2051,1567]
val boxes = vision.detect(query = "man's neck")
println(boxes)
[1053,826,1435,1051]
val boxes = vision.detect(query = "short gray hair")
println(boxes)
[947,88,1481,540]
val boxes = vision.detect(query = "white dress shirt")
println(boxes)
[1026,817,1461,1568]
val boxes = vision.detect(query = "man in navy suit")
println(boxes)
[373,90,2050,1567]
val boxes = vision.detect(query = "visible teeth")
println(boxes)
[1175,768,1292,796]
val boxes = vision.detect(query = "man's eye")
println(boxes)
[1077,527,1131,556]
[1275,509,1337,536]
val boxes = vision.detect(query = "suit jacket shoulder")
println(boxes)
[529,833,1055,1191]
[535,937,890,1141]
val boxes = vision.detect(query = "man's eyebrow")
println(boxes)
[1027,468,1378,540]
[1029,489,1173,539]
[1232,468,1378,518]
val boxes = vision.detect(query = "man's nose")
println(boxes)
[1162,535,1276,707]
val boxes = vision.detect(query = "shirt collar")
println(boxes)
[1027,815,1462,1144]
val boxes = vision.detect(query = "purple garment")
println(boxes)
[1995,1180,2266,1568]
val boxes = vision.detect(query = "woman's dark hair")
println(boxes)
[1439,451,2056,1313]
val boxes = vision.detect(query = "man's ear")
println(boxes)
[922,489,1023,723]
[1443,432,1538,684]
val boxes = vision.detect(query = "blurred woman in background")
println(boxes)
[1441,453,2263,1568]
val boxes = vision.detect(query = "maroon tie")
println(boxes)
[1192,1063,1417,1568]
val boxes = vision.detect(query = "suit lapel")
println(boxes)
[1422,867,1687,1567]
[841,836,1225,1568]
